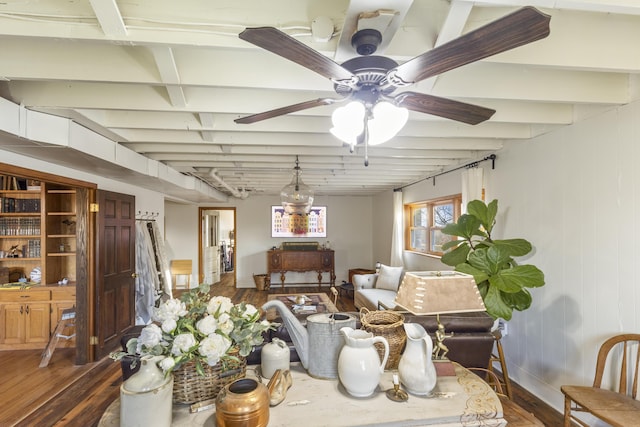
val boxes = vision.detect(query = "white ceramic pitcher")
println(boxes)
[337,327,389,397]
[398,323,437,395]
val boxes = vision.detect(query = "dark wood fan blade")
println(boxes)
[395,92,495,125]
[239,27,356,84]
[392,7,551,84]
[235,98,340,124]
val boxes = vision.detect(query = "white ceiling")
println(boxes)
[0,0,638,201]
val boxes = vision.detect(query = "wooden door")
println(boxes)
[201,210,220,284]
[94,190,135,359]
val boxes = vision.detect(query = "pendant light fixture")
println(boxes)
[280,155,314,214]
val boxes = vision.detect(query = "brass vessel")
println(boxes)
[215,378,271,427]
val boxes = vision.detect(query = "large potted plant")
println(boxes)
[440,199,545,320]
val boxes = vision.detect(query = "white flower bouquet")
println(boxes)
[115,283,273,377]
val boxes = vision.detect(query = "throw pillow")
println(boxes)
[376,264,403,291]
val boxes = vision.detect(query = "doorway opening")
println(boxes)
[198,207,236,287]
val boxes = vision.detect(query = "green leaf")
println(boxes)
[488,272,521,293]
[467,246,510,275]
[484,283,513,320]
[500,265,545,289]
[441,214,481,239]
[476,280,489,299]
[502,289,532,312]
[493,239,532,257]
[467,199,498,233]
[441,239,463,251]
[195,360,205,376]
[455,262,489,285]
[441,244,470,266]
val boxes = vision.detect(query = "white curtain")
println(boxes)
[390,190,404,267]
[461,167,484,213]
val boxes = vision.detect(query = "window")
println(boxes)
[405,194,462,256]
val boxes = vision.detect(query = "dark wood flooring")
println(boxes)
[0,273,564,426]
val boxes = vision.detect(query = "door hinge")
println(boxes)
[90,336,99,345]
[90,203,99,212]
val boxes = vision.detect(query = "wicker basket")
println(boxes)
[253,274,271,291]
[172,352,247,404]
[360,308,406,370]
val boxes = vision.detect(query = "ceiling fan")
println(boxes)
[234,6,550,148]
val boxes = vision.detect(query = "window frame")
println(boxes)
[404,194,462,256]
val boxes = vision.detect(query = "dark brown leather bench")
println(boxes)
[248,311,495,370]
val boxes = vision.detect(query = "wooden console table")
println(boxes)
[267,249,335,289]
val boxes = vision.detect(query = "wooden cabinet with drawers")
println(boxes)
[267,249,335,289]
[0,285,76,350]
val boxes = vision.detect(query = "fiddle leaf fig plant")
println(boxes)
[440,199,545,320]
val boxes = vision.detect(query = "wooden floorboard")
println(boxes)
[0,273,564,426]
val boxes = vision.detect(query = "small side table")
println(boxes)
[338,281,354,297]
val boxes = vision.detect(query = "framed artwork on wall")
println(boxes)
[271,206,327,238]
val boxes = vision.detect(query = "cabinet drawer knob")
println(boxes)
[131,273,138,278]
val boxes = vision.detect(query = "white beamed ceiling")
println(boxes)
[0,0,638,201]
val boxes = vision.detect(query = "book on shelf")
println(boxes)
[0,175,33,191]
[0,197,40,213]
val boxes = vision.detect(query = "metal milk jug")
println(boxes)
[261,337,290,379]
[120,355,173,427]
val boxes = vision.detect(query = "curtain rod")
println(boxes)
[394,154,496,192]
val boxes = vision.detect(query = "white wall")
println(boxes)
[219,210,234,248]
[164,194,375,289]
[371,100,640,424]
[164,201,199,284]
[484,100,640,423]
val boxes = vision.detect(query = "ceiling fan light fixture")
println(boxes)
[330,100,406,146]
[330,101,365,145]
[367,101,408,146]
[280,155,314,215]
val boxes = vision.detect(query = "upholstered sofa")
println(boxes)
[353,264,404,311]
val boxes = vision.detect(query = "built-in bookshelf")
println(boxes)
[0,176,44,282]
[0,175,76,285]
[45,186,77,285]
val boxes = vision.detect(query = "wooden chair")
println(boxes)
[561,334,640,427]
[170,259,193,291]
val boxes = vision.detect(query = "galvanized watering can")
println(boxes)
[262,299,357,379]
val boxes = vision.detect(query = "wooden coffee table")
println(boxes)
[266,293,338,321]
[100,362,515,426]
